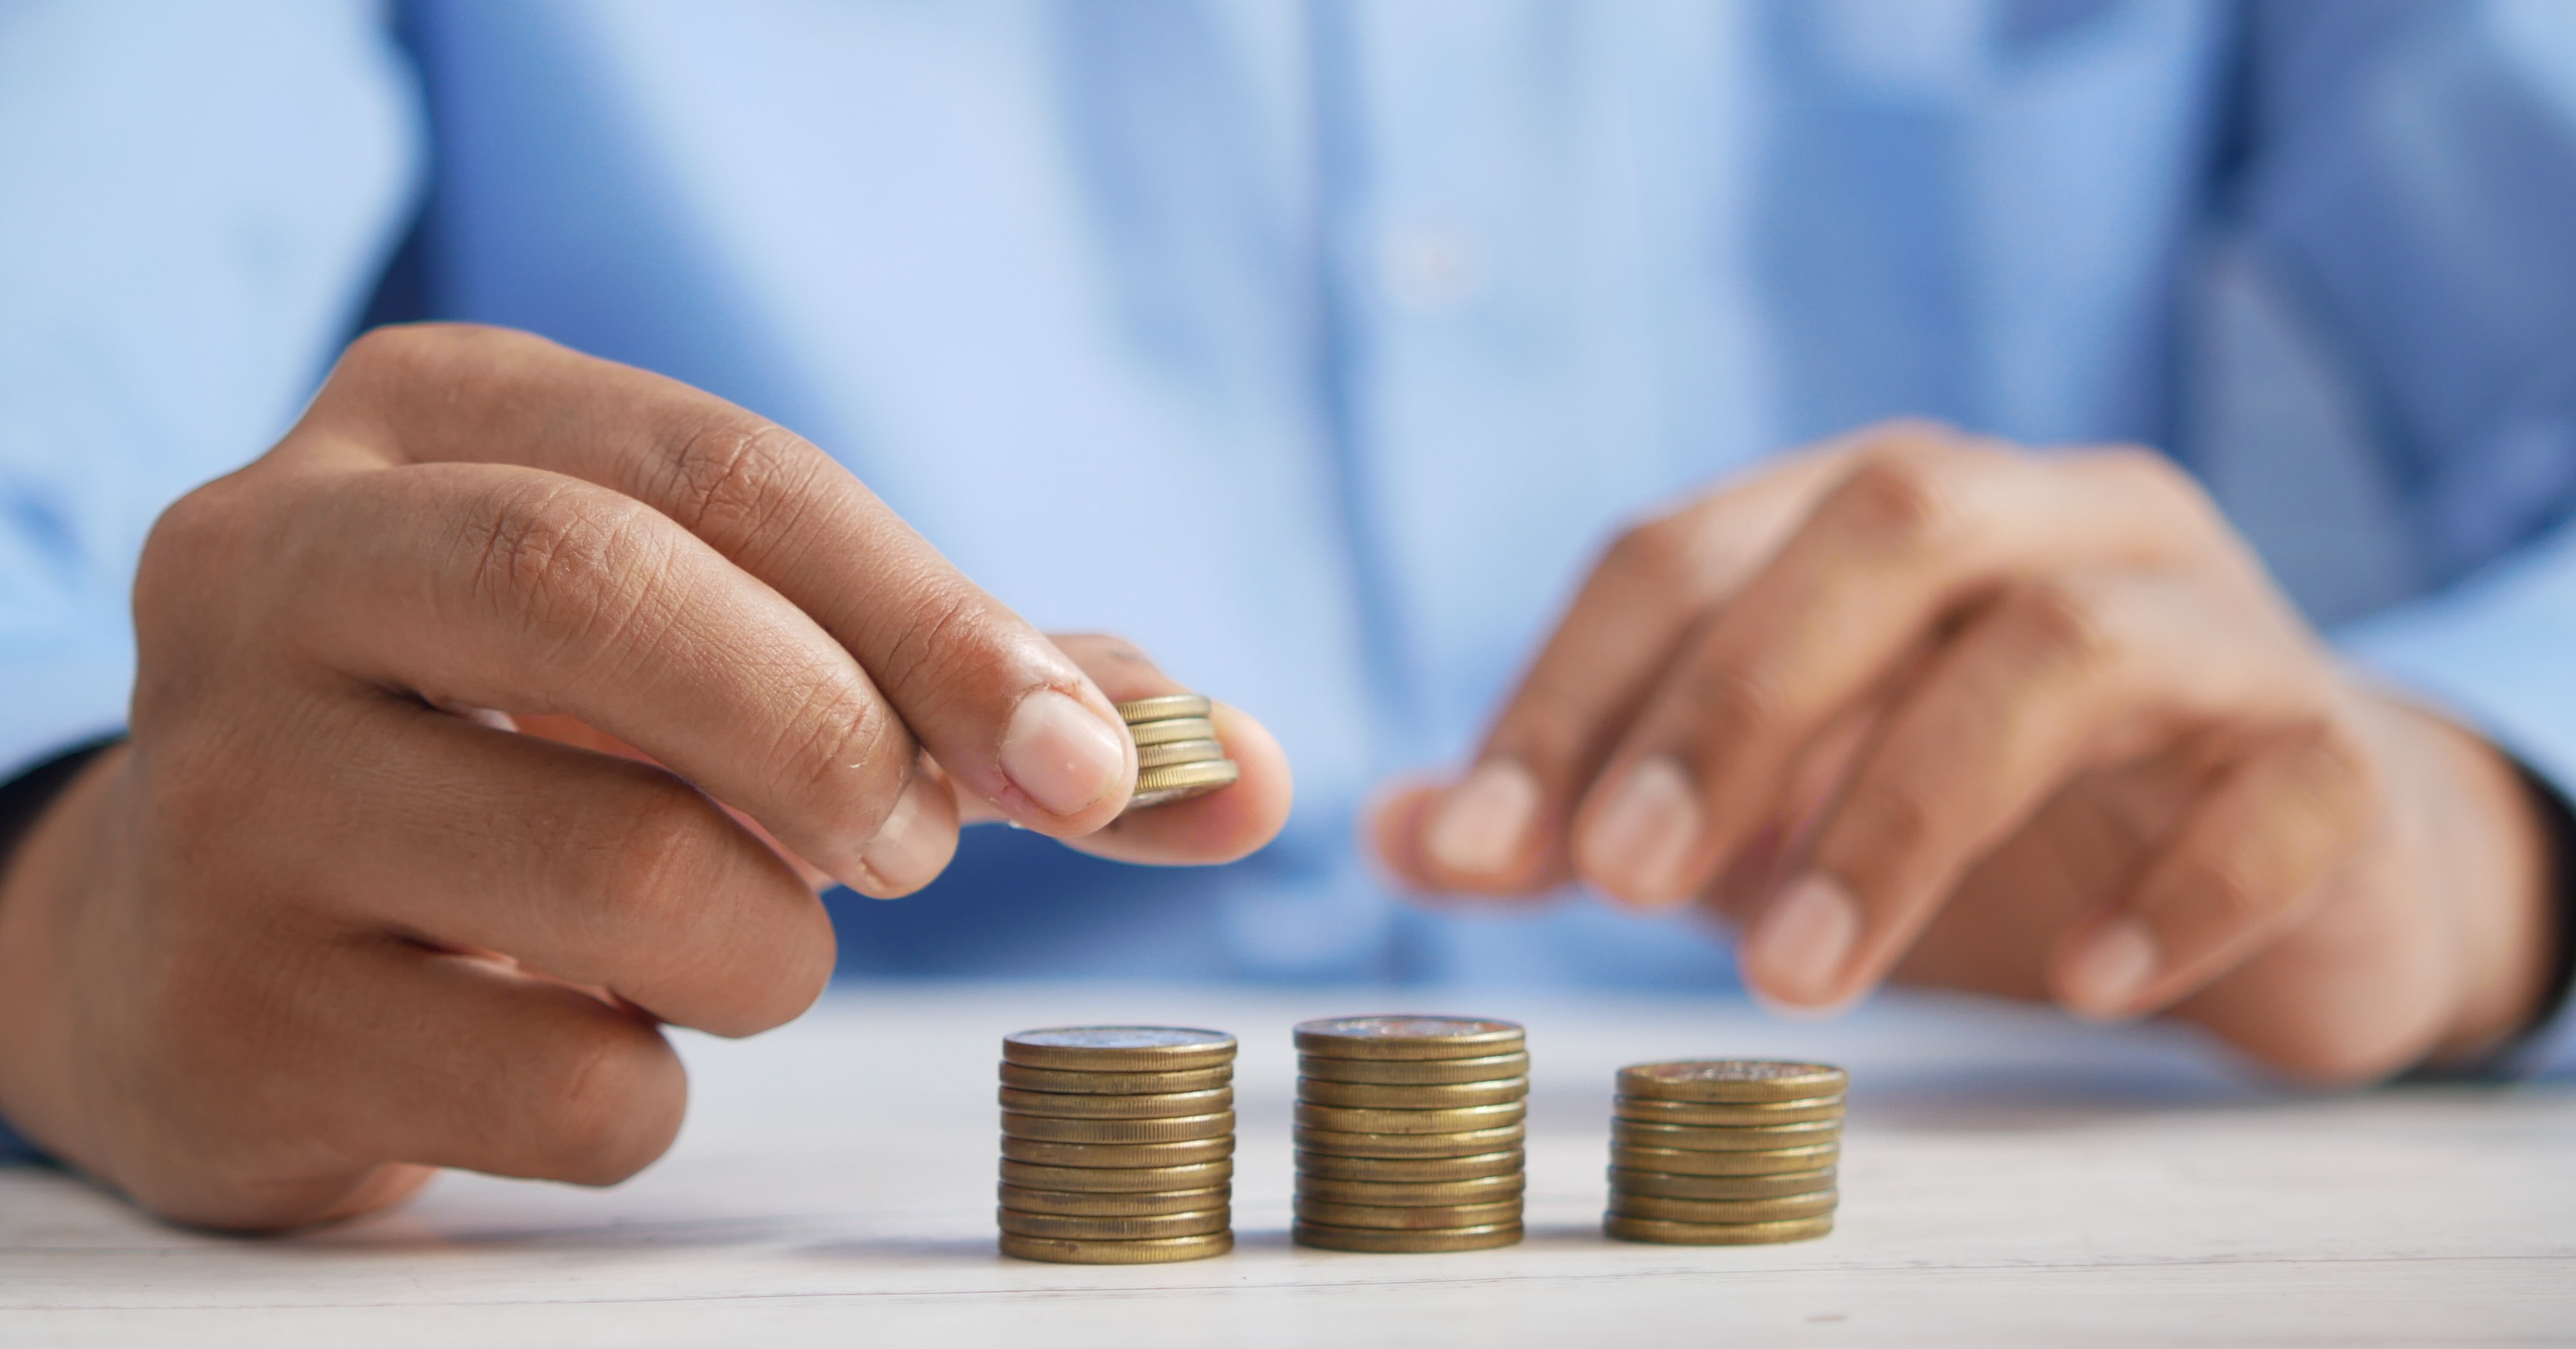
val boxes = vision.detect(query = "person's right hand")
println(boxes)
[0,325,1289,1230]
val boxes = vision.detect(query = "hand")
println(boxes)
[0,325,1289,1229]
[1373,424,2555,1084]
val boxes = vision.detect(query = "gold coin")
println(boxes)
[1136,738,1228,769]
[1608,1143,1837,1176]
[1614,1094,1843,1126]
[1294,1197,1523,1230]
[1294,1015,1525,1061]
[1292,1221,1521,1253]
[1000,1231,1233,1265]
[998,1085,1233,1119]
[1129,758,1240,806]
[1000,1158,1233,1193]
[1003,1111,1233,1144]
[1298,1051,1529,1085]
[1128,716,1220,747]
[1292,1149,1524,1183]
[1294,1173,1525,1207]
[1616,1060,1846,1104]
[999,1063,1233,1095]
[1607,1191,1837,1224]
[1603,1213,1834,1245]
[1609,1118,1841,1153]
[998,1207,1230,1240]
[1297,1077,1528,1109]
[1294,1123,1526,1158]
[1003,1135,1236,1168]
[1003,1026,1237,1073]
[1294,1101,1525,1134]
[1604,1166,1834,1200]
[1115,694,1212,723]
[999,1184,1230,1217]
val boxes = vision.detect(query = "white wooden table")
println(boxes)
[4,983,2571,1346]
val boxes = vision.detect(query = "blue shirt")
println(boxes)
[4,0,2575,1099]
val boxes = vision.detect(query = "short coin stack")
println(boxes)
[1604,1059,1845,1245]
[1117,693,1239,811]
[997,1026,1237,1264]
[1292,1016,1529,1252]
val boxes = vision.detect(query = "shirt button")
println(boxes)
[1377,221,1489,315]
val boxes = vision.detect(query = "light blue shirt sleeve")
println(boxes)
[2248,0,2576,1074]
[0,2,418,1160]
[0,2,419,782]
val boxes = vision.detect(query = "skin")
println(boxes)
[1374,423,2558,1085]
[0,326,1291,1232]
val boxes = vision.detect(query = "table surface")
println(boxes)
[4,982,2571,1347]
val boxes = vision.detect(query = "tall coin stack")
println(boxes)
[1604,1059,1845,1245]
[1117,693,1240,810]
[997,1026,1238,1264]
[1292,1016,1529,1252]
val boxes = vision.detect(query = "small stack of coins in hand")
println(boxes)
[1292,1016,1529,1252]
[996,1026,1238,1264]
[1604,1059,1845,1245]
[1117,694,1239,811]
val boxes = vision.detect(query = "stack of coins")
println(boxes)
[1291,1016,1529,1252]
[997,1026,1238,1264]
[1116,694,1239,811]
[1604,1059,1845,1245]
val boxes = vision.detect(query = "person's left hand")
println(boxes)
[1371,423,2557,1084]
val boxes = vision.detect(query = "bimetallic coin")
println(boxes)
[1293,1221,1522,1253]
[1128,716,1220,747]
[1293,1149,1525,1183]
[1294,1016,1525,1061]
[1000,1232,1233,1264]
[1604,1166,1834,1201]
[999,1063,1233,1095]
[1613,1094,1843,1126]
[1298,1051,1530,1086]
[1115,694,1211,723]
[1294,1197,1522,1230]
[1000,1158,1233,1193]
[1608,1143,1837,1177]
[1003,1135,1236,1168]
[1617,1060,1847,1104]
[1298,1077,1528,1109]
[1295,1101,1525,1135]
[1603,1213,1834,1245]
[1607,1191,1837,1224]
[1609,1118,1841,1152]
[999,1184,1230,1218]
[1129,758,1240,809]
[1003,1111,1234,1144]
[1003,1026,1237,1073]
[999,1085,1233,1119]
[1136,738,1229,770]
[998,1207,1230,1240]
[1294,1123,1526,1158]
[1294,1173,1525,1207]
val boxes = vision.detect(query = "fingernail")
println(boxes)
[2061,918,2158,1021]
[1577,755,1702,904]
[856,772,949,896]
[1425,760,1541,877]
[1000,689,1128,817]
[1745,873,1860,1005]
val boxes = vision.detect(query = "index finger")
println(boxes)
[311,324,1137,838]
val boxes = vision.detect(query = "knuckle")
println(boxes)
[2168,843,2272,932]
[535,1027,679,1185]
[1822,454,1960,551]
[1992,577,2114,674]
[773,671,910,811]
[598,782,729,920]
[455,479,674,669]
[1838,776,1944,871]
[1599,514,1703,591]
[654,418,823,552]
[1674,659,1787,747]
